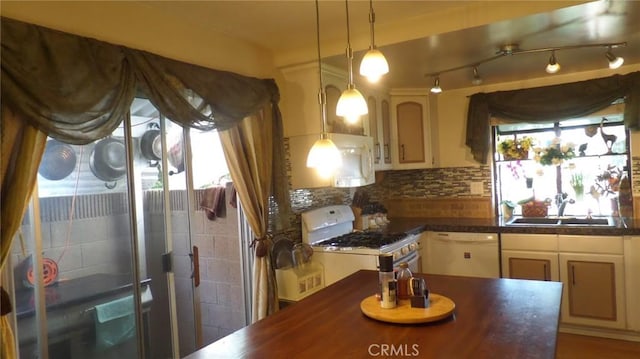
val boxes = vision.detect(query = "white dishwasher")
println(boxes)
[423,232,500,278]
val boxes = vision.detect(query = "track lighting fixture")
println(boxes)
[430,77,442,94]
[307,0,342,178]
[359,0,389,83]
[605,47,624,69]
[337,0,368,124]
[424,41,626,93]
[472,67,483,85]
[545,50,560,74]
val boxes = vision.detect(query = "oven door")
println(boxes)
[395,250,421,274]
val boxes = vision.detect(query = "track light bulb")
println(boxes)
[546,51,560,74]
[472,67,483,85]
[605,49,624,69]
[430,77,442,94]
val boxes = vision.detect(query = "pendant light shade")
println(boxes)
[337,0,367,123]
[336,86,368,124]
[306,0,342,176]
[306,135,342,178]
[360,48,389,83]
[359,0,388,83]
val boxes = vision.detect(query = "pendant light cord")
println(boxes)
[345,0,354,87]
[368,0,375,49]
[316,0,327,135]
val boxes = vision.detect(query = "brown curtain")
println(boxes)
[466,71,640,163]
[1,16,290,355]
[1,16,281,143]
[1,105,48,359]
[219,103,286,322]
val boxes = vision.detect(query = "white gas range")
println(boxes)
[301,205,421,285]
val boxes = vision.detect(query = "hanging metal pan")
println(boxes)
[140,128,162,161]
[89,137,127,182]
[38,139,77,181]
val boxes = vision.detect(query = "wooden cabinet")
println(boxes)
[505,254,556,281]
[558,235,626,329]
[502,234,627,329]
[501,234,560,281]
[562,257,618,321]
[390,90,432,169]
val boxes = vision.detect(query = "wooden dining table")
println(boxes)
[186,270,563,358]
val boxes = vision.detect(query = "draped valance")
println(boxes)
[1,16,279,144]
[466,71,640,164]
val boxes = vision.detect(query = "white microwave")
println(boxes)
[288,133,375,189]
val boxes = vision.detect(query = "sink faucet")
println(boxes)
[555,193,575,217]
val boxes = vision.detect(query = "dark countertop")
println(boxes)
[384,216,640,236]
[186,270,563,359]
[15,273,151,318]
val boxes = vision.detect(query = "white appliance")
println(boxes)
[301,205,421,285]
[288,133,374,189]
[423,232,500,278]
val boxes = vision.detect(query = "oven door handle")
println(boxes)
[394,250,418,266]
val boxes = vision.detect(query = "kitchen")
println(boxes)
[2,1,640,358]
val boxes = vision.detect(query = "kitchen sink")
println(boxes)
[508,217,560,225]
[507,217,614,226]
[558,217,612,226]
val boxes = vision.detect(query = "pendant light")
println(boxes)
[307,0,342,178]
[336,0,368,125]
[359,0,389,83]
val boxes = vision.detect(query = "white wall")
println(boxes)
[0,1,276,79]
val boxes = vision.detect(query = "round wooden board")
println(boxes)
[360,293,455,324]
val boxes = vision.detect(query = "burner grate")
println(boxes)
[314,231,407,248]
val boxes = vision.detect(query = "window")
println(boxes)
[494,112,632,218]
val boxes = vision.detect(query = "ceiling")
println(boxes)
[142,0,640,91]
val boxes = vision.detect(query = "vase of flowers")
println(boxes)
[570,173,584,201]
[497,137,534,160]
[533,138,576,166]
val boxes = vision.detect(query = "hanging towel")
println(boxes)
[94,295,135,350]
[200,186,226,220]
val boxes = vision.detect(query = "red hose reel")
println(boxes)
[20,256,59,287]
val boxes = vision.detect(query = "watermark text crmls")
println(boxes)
[368,344,420,357]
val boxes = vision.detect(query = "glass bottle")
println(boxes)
[396,262,412,300]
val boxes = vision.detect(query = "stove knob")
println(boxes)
[400,246,408,255]
[409,243,417,251]
[393,252,399,261]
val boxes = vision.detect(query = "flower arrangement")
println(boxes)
[533,138,576,166]
[497,137,535,160]
[593,165,622,197]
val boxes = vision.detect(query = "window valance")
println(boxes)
[1,16,279,144]
[466,71,640,164]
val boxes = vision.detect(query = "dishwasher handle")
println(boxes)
[432,233,497,244]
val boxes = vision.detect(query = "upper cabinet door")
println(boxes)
[396,101,424,163]
[390,91,432,169]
